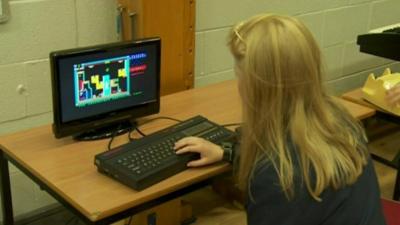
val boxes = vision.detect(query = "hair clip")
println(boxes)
[234,22,246,43]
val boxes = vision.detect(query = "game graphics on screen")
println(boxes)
[73,52,148,108]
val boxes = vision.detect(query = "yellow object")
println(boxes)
[91,75,99,84]
[118,68,126,77]
[90,75,103,89]
[90,75,103,90]
[362,68,400,115]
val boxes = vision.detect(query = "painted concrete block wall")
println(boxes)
[194,0,400,95]
[0,0,118,220]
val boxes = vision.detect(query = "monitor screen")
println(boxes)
[50,38,161,139]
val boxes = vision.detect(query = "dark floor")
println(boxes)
[12,204,85,225]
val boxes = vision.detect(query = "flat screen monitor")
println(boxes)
[50,38,161,140]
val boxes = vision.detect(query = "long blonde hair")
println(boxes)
[228,14,368,201]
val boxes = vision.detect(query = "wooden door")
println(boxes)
[117,0,195,96]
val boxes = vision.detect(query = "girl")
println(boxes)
[175,14,386,225]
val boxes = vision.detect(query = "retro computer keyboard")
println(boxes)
[94,115,237,191]
[357,23,400,61]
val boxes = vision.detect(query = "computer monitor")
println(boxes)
[50,38,161,140]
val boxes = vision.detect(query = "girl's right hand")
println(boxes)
[174,137,224,167]
[386,83,400,107]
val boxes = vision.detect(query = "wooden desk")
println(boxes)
[342,87,400,126]
[342,87,400,200]
[342,88,377,109]
[337,97,375,120]
[0,80,375,225]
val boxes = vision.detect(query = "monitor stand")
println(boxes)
[73,121,137,141]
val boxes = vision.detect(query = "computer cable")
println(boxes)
[134,116,183,137]
[139,116,182,125]
[110,117,182,149]
[107,133,116,151]
[127,126,138,141]
[107,124,123,151]
[134,126,147,137]
[221,122,241,128]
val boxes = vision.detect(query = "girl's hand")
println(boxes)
[174,137,223,167]
[386,83,400,107]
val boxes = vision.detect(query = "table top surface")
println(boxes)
[0,80,241,221]
[337,96,376,120]
[0,80,375,221]
[341,87,400,117]
[342,88,377,109]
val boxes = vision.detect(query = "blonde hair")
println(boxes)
[228,14,368,201]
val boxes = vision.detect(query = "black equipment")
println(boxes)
[94,115,236,190]
[357,24,400,61]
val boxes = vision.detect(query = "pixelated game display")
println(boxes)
[51,38,160,139]
[56,41,159,124]
[74,53,148,108]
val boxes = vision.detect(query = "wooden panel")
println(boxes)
[117,0,195,95]
[128,198,181,225]
[116,0,141,41]
[183,0,196,91]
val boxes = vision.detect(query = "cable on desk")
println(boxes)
[135,126,147,137]
[139,116,182,126]
[128,125,139,141]
[221,122,241,128]
[134,116,183,137]
[108,124,123,151]
[113,117,182,149]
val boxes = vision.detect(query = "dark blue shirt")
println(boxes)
[246,157,386,225]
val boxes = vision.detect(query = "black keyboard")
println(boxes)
[94,115,236,190]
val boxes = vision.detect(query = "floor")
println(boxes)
[19,127,400,225]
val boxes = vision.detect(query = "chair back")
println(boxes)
[381,198,400,225]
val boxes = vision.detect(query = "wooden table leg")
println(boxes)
[0,150,14,225]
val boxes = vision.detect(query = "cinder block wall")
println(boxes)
[194,0,400,94]
[0,0,118,220]
[0,0,400,221]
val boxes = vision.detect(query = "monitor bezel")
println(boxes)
[50,38,161,139]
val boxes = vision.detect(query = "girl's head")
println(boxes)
[228,14,368,200]
[229,14,324,115]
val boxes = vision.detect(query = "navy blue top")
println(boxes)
[246,157,386,225]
